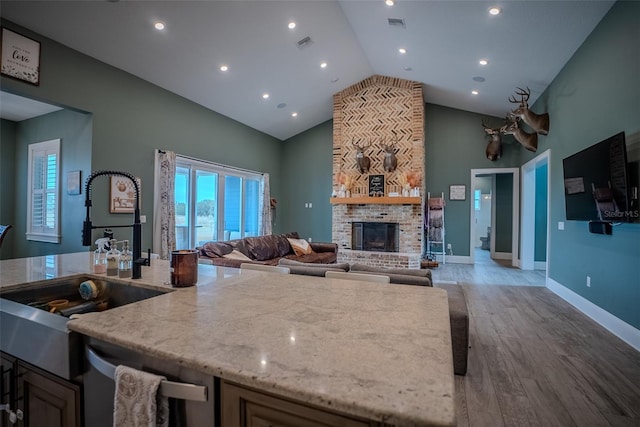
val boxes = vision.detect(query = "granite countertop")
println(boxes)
[0,252,455,426]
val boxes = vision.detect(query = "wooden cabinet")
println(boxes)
[221,381,378,427]
[0,353,81,427]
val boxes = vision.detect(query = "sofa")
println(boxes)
[279,261,469,376]
[197,232,338,268]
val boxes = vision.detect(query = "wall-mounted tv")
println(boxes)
[563,131,638,223]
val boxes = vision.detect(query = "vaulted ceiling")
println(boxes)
[0,1,614,140]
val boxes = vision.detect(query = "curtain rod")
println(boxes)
[157,149,265,176]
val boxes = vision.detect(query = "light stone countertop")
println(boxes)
[0,252,455,426]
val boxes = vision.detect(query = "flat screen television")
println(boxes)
[563,131,637,222]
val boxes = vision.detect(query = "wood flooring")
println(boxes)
[432,251,640,427]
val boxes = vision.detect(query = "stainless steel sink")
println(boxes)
[0,275,169,380]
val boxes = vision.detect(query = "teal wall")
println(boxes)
[281,120,333,242]
[535,163,548,262]
[0,19,283,258]
[494,174,513,253]
[520,1,640,329]
[9,109,92,258]
[0,119,17,259]
[424,104,521,256]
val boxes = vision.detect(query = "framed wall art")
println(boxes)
[110,176,141,213]
[449,184,466,201]
[368,174,385,197]
[1,27,40,85]
[67,171,81,195]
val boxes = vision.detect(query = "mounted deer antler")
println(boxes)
[482,119,503,161]
[352,137,371,174]
[382,135,398,172]
[502,114,538,152]
[509,87,550,135]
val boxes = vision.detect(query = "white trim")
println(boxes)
[534,261,547,270]
[470,168,519,267]
[437,255,471,264]
[26,138,61,244]
[547,277,640,351]
[521,149,551,272]
[493,252,512,260]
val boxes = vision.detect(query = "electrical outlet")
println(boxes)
[586,276,591,287]
[308,237,312,242]
[447,243,452,250]
[140,215,146,223]
[558,221,565,230]
[309,203,312,208]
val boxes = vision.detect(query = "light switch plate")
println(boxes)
[558,221,564,230]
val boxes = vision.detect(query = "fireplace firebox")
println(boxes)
[351,222,399,252]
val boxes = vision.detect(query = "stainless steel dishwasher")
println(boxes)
[83,338,215,427]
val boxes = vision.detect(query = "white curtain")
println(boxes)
[153,150,176,260]
[259,173,272,236]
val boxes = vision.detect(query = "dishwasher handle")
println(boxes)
[86,347,208,402]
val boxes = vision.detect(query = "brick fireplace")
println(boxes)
[331,75,425,269]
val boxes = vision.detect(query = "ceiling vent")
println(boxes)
[297,36,313,49]
[388,18,406,28]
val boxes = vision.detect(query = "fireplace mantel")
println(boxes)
[330,196,421,205]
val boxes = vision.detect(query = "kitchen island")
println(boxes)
[0,252,455,426]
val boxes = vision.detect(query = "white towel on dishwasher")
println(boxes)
[113,365,169,427]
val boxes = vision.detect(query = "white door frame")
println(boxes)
[470,168,520,266]
[521,149,551,271]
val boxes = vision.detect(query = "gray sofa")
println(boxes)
[279,260,469,376]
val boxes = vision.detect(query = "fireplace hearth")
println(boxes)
[352,222,399,252]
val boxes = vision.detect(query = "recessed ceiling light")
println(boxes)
[479,59,488,66]
[385,0,395,6]
[262,93,270,99]
[404,66,412,71]
[219,65,228,72]
[288,22,296,30]
[489,7,501,15]
[471,90,479,95]
[472,76,485,82]
[320,62,327,69]
[398,48,407,54]
[330,77,339,83]
[291,112,298,117]
[154,21,165,31]
[277,103,287,109]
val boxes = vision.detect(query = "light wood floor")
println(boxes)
[432,251,640,427]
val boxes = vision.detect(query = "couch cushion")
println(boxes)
[350,263,432,280]
[279,259,348,270]
[287,238,313,256]
[200,241,234,258]
[222,250,252,261]
[243,234,292,261]
[284,251,337,264]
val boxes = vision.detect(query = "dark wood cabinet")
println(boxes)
[221,380,377,427]
[16,361,81,427]
[0,353,80,427]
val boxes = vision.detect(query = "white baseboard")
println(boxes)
[436,255,471,264]
[547,278,640,351]
[534,261,547,270]
[493,252,512,260]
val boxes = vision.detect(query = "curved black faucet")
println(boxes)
[82,170,149,279]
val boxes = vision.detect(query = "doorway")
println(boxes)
[469,168,519,266]
[521,150,550,271]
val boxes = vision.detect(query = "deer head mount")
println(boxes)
[352,137,371,174]
[382,136,398,172]
[482,119,504,161]
[502,114,538,153]
[508,87,550,135]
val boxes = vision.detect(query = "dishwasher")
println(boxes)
[83,338,216,427]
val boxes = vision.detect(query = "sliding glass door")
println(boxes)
[175,159,262,250]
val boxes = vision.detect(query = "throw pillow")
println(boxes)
[287,238,313,256]
[222,250,252,261]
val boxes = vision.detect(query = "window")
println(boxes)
[175,156,263,250]
[27,139,61,243]
[474,190,481,211]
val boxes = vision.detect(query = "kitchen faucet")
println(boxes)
[82,170,149,279]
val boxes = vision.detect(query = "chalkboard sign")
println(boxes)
[369,175,385,197]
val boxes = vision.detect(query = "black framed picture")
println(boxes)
[1,27,40,85]
[369,174,385,197]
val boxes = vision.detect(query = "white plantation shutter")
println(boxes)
[27,139,61,243]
